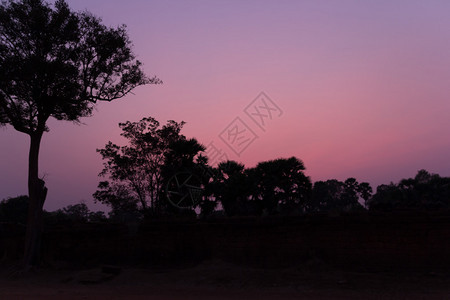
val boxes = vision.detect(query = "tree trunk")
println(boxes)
[23,131,47,269]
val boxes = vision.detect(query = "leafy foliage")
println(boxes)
[94,117,205,217]
[309,178,372,213]
[209,157,312,216]
[0,195,29,224]
[0,197,106,224]
[44,204,107,223]
[0,0,159,133]
[0,0,158,266]
[253,157,312,215]
[210,160,250,216]
[369,170,450,211]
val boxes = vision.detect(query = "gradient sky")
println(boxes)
[1,0,450,211]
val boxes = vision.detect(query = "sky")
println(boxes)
[1,0,450,211]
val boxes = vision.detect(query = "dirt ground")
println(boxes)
[1,259,450,299]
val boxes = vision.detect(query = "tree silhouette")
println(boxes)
[252,157,311,215]
[0,195,29,224]
[310,178,371,213]
[358,182,373,208]
[369,170,450,211]
[162,140,206,218]
[211,160,248,216]
[0,0,159,268]
[61,203,89,222]
[368,183,402,211]
[95,118,180,213]
[94,181,140,220]
[210,157,311,216]
[43,203,106,224]
[309,180,342,212]
[95,117,205,217]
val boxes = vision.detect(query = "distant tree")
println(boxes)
[195,156,217,218]
[60,203,106,222]
[309,179,344,212]
[0,195,29,224]
[309,178,371,213]
[0,0,160,267]
[209,157,311,216]
[43,209,69,224]
[340,178,366,210]
[94,117,205,217]
[252,157,311,215]
[94,181,139,219]
[369,170,450,211]
[367,183,401,211]
[61,203,89,222]
[211,160,249,216]
[358,182,373,208]
[44,203,106,223]
[88,210,107,223]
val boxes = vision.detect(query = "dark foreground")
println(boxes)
[1,259,450,299]
[3,214,450,298]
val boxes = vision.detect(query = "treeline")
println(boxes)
[90,116,450,220]
[2,168,449,224]
[0,198,107,225]
[2,116,449,223]
[202,159,371,217]
[369,169,450,211]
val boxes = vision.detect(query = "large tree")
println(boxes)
[0,0,160,267]
[94,117,206,217]
[252,157,312,215]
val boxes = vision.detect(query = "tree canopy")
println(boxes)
[309,178,372,213]
[0,195,29,224]
[0,0,159,267]
[0,0,159,133]
[208,157,312,216]
[94,117,206,217]
[369,170,450,211]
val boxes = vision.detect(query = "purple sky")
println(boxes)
[1,0,450,211]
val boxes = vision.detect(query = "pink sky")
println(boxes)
[1,0,450,211]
